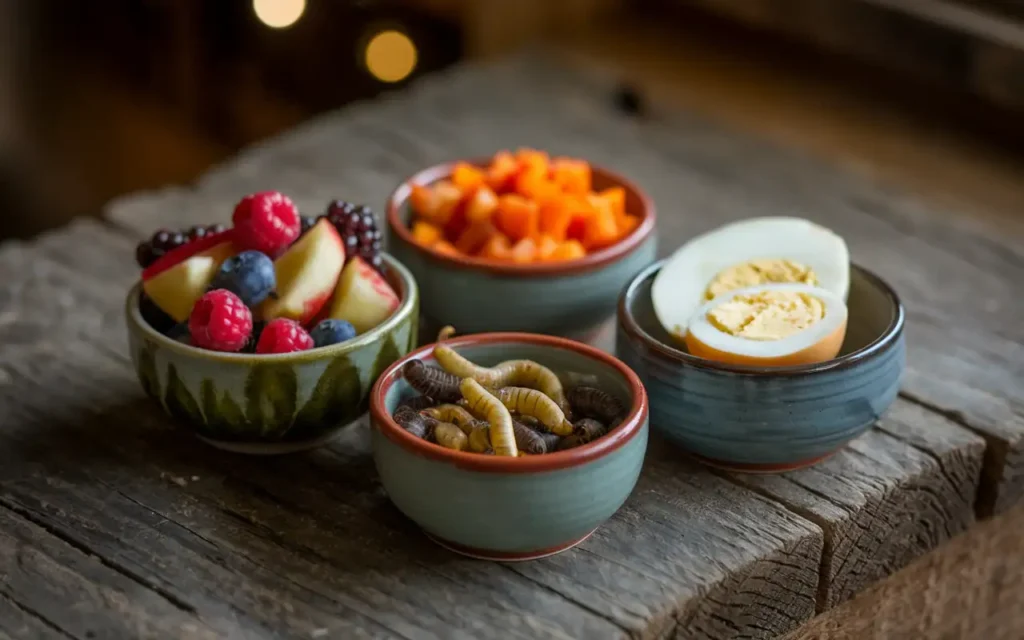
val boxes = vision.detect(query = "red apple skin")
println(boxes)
[260,219,346,324]
[142,229,237,280]
[328,256,401,334]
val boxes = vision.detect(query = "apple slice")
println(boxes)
[328,256,400,334]
[142,229,236,281]
[142,240,237,322]
[260,218,345,324]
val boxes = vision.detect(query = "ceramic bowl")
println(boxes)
[370,333,649,561]
[386,160,657,339]
[125,254,419,454]
[616,261,905,472]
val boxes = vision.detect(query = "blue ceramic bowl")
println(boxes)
[370,333,649,561]
[386,160,657,339]
[615,261,905,472]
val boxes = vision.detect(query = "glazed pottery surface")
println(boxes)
[126,254,419,453]
[371,334,649,560]
[386,161,657,338]
[616,261,905,471]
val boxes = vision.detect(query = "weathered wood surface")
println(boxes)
[0,51,1014,638]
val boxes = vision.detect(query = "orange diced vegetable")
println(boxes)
[535,234,559,260]
[564,197,593,242]
[411,221,442,246]
[516,148,549,177]
[496,194,539,242]
[582,197,619,250]
[414,180,462,226]
[549,240,586,262]
[479,233,512,260]
[551,158,591,195]
[509,237,537,263]
[598,187,626,218]
[487,151,519,193]
[538,199,573,242]
[619,215,642,238]
[432,240,459,256]
[452,162,485,191]
[515,171,560,203]
[465,185,499,223]
[455,221,497,255]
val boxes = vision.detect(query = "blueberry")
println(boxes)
[310,319,357,348]
[209,250,276,307]
[167,323,192,344]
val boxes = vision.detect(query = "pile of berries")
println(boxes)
[136,190,394,354]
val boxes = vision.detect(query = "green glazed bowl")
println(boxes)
[125,253,419,454]
[386,160,657,339]
[370,332,649,561]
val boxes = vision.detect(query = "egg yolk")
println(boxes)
[704,259,818,300]
[707,290,825,341]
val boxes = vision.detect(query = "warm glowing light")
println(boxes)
[365,30,418,83]
[253,0,306,29]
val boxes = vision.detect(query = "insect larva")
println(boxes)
[515,414,542,429]
[469,419,561,455]
[421,404,477,434]
[568,386,626,426]
[512,419,549,454]
[468,424,494,454]
[460,378,517,456]
[433,326,571,415]
[538,431,562,453]
[556,434,586,451]
[573,418,607,443]
[396,395,437,412]
[491,386,573,436]
[433,422,469,451]
[402,359,462,403]
[393,405,431,440]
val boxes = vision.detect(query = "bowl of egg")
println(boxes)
[615,217,905,472]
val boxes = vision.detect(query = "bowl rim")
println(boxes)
[370,332,649,473]
[385,157,657,277]
[126,252,419,364]
[618,260,905,377]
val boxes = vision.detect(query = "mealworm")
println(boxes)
[421,404,477,434]
[468,424,494,454]
[402,359,462,403]
[393,405,431,440]
[568,386,626,426]
[460,378,517,456]
[433,422,469,451]
[491,386,573,436]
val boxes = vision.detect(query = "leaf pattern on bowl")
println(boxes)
[291,355,363,437]
[244,364,298,438]
[200,378,248,437]
[371,333,402,392]
[135,342,160,400]
[165,363,203,425]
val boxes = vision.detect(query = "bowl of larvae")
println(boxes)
[369,327,649,561]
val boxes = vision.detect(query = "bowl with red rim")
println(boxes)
[369,332,649,561]
[385,157,657,340]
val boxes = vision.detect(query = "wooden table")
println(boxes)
[2,51,1022,639]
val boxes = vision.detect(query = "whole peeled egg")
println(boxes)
[652,217,849,340]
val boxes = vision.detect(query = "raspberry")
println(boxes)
[232,191,301,255]
[188,289,253,352]
[255,318,315,354]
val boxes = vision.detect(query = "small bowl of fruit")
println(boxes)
[616,216,905,472]
[126,191,419,454]
[386,149,657,339]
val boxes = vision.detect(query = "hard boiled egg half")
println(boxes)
[652,217,850,366]
[683,283,847,367]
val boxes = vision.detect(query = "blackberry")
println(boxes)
[135,224,229,268]
[325,200,384,271]
[300,215,318,235]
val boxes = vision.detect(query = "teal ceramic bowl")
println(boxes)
[370,333,649,561]
[386,160,657,339]
[125,254,419,454]
[616,261,905,472]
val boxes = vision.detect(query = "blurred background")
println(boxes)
[2,0,1022,240]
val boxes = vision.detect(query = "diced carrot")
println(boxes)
[452,162,485,191]
[455,221,497,255]
[411,221,442,246]
[509,237,537,263]
[478,233,513,260]
[564,196,594,242]
[551,158,591,195]
[598,187,626,218]
[549,240,586,262]
[538,199,573,242]
[465,185,499,223]
[515,148,549,177]
[432,240,459,256]
[582,197,619,250]
[487,151,519,193]
[443,199,469,240]
[514,171,560,203]
[496,194,539,242]
[535,234,559,261]
[414,180,462,226]
[618,214,642,238]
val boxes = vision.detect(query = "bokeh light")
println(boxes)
[365,30,418,83]
[253,0,306,29]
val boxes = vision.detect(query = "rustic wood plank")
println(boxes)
[0,236,828,639]
[0,592,71,640]
[105,51,1024,512]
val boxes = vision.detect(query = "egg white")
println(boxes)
[685,283,848,362]
[652,217,849,340]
